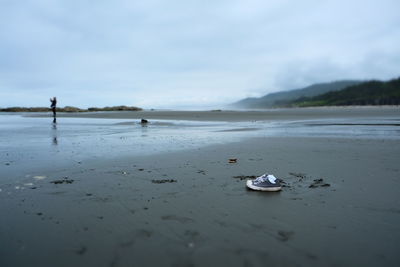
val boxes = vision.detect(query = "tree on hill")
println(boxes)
[232,80,362,108]
[291,78,400,107]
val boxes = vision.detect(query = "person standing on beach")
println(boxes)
[50,97,57,123]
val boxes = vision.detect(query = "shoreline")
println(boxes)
[24,106,400,122]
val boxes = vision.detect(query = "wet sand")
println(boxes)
[0,107,400,267]
[1,135,400,266]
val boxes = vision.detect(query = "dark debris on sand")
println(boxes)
[151,179,177,184]
[75,246,87,255]
[50,177,74,184]
[286,173,331,190]
[276,230,294,242]
[309,178,330,188]
[232,175,257,180]
[289,172,307,180]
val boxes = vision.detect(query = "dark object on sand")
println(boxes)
[277,230,294,242]
[141,119,149,124]
[233,175,257,180]
[289,172,307,180]
[50,177,74,184]
[309,178,330,188]
[75,246,87,255]
[50,97,57,123]
[151,179,177,184]
[229,158,237,163]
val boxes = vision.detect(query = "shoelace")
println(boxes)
[253,174,269,184]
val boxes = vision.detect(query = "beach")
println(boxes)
[1,107,400,267]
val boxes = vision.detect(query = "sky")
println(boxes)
[0,0,399,109]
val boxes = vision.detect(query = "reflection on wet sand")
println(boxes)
[141,123,148,137]
[52,123,58,145]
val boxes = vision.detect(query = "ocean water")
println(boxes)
[0,113,399,180]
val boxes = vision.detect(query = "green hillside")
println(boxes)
[290,78,400,107]
[232,80,362,108]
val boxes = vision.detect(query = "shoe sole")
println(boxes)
[246,180,282,191]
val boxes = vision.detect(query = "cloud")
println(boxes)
[0,0,399,108]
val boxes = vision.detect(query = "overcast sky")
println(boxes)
[1,0,399,109]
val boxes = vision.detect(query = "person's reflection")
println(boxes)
[52,123,58,145]
[140,121,148,137]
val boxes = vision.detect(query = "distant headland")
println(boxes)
[232,77,400,108]
[0,105,142,112]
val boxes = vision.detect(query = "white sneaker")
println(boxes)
[246,174,282,191]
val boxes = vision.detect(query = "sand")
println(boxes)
[1,108,400,267]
